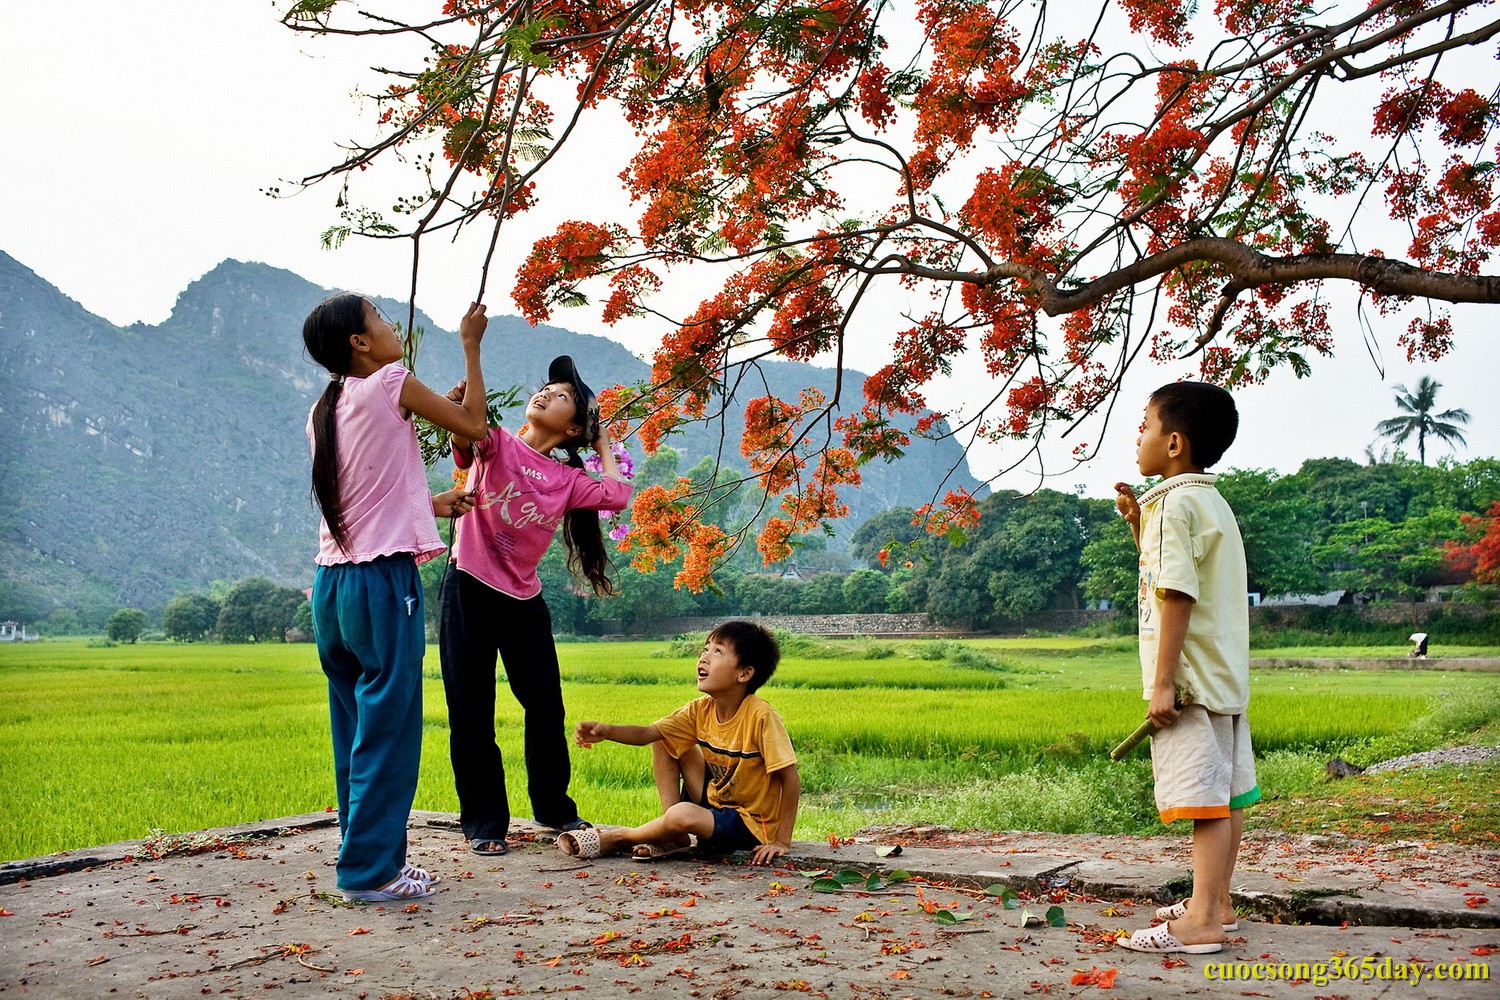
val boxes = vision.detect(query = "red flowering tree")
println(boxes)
[1450,501,1500,585]
[282,0,1500,589]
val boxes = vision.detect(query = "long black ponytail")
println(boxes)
[302,293,368,554]
[560,444,617,597]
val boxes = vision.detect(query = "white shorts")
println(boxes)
[1150,704,1260,824]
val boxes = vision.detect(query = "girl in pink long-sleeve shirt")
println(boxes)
[439,355,632,856]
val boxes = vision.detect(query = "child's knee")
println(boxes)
[662,801,706,833]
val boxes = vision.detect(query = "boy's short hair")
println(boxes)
[1149,381,1239,469]
[708,620,781,693]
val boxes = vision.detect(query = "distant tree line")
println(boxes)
[542,453,1500,633]
[24,453,1500,641]
[92,578,310,645]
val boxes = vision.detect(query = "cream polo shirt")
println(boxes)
[1136,473,1250,715]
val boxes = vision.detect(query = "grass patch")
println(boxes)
[1252,762,1499,846]
[2,637,1497,860]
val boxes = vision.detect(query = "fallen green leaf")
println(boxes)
[833,869,865,886]
[811,879,844,893]
[933,909,973,925]
[1046,905,1066,927]
[985,885,1021,909]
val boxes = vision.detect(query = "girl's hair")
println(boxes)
[559,437,618,598]
[302,292,369,553]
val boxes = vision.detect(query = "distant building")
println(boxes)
[0,621,36,642]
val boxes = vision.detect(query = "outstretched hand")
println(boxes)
[574,720,608,748]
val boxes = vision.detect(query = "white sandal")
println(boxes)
[342,873,436,902]
[1154,900,1238,932]
[557,827,603,859]
[1116,923,1224,955]
[401,863,438,884]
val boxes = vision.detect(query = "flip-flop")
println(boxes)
[557,827,602,859]
[342,873,436,903]
[401,863,440,884]
[469,840,508,856]
[631,835,697,862]
[1115,924,1224,955]
[1154,900,1238,932]
[549,819,594,833]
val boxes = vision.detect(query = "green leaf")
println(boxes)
[887,870,911,884]
[932,909,973,924]
[1045,905,1067,927]
[811,878,844,893]
[985,886,1021,909]
[798,869,829,879]
[945,526,968,547]
[833,869,866,886]
[865,874,883,891]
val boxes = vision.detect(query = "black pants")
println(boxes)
[440,569,580,841]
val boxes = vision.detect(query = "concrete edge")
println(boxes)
[0,811,338,886]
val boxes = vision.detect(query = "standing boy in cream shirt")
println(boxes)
[1114,381,1259,955]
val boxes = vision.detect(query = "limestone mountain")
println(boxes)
[0,250,983,614]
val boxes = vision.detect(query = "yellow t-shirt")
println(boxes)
[653,694,797,844]
[1137,473,1250,715]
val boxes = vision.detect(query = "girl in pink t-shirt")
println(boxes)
[439,355,632,856]
[303,292,490,902]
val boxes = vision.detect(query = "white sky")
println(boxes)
[3,1,1495,502]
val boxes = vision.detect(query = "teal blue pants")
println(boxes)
[311,555,425,892]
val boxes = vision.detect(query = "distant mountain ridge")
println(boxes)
[0,250,983,612]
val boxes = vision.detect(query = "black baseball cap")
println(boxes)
[547,355,601,444]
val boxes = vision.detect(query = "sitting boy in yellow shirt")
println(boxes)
[559,621,800,865]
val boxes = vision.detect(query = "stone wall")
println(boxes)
[633,601,1495,639]
[650,612,973,638]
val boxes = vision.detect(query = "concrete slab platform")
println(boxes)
[1,815,1495,999]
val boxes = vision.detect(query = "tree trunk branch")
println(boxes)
[980,239,1500,315]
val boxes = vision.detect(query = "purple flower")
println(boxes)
[584,441,634,479]
[609,523,631,541]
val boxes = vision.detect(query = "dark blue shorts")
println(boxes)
[700,803,762,853]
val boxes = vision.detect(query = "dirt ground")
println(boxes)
[2,812,1497,999]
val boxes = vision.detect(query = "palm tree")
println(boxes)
[1374,376,1470,464]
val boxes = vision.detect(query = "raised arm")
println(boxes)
[400,303,490,440]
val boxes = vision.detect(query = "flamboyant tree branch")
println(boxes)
[282,0,1500,586]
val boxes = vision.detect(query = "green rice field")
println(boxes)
[2,636,1496,861]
